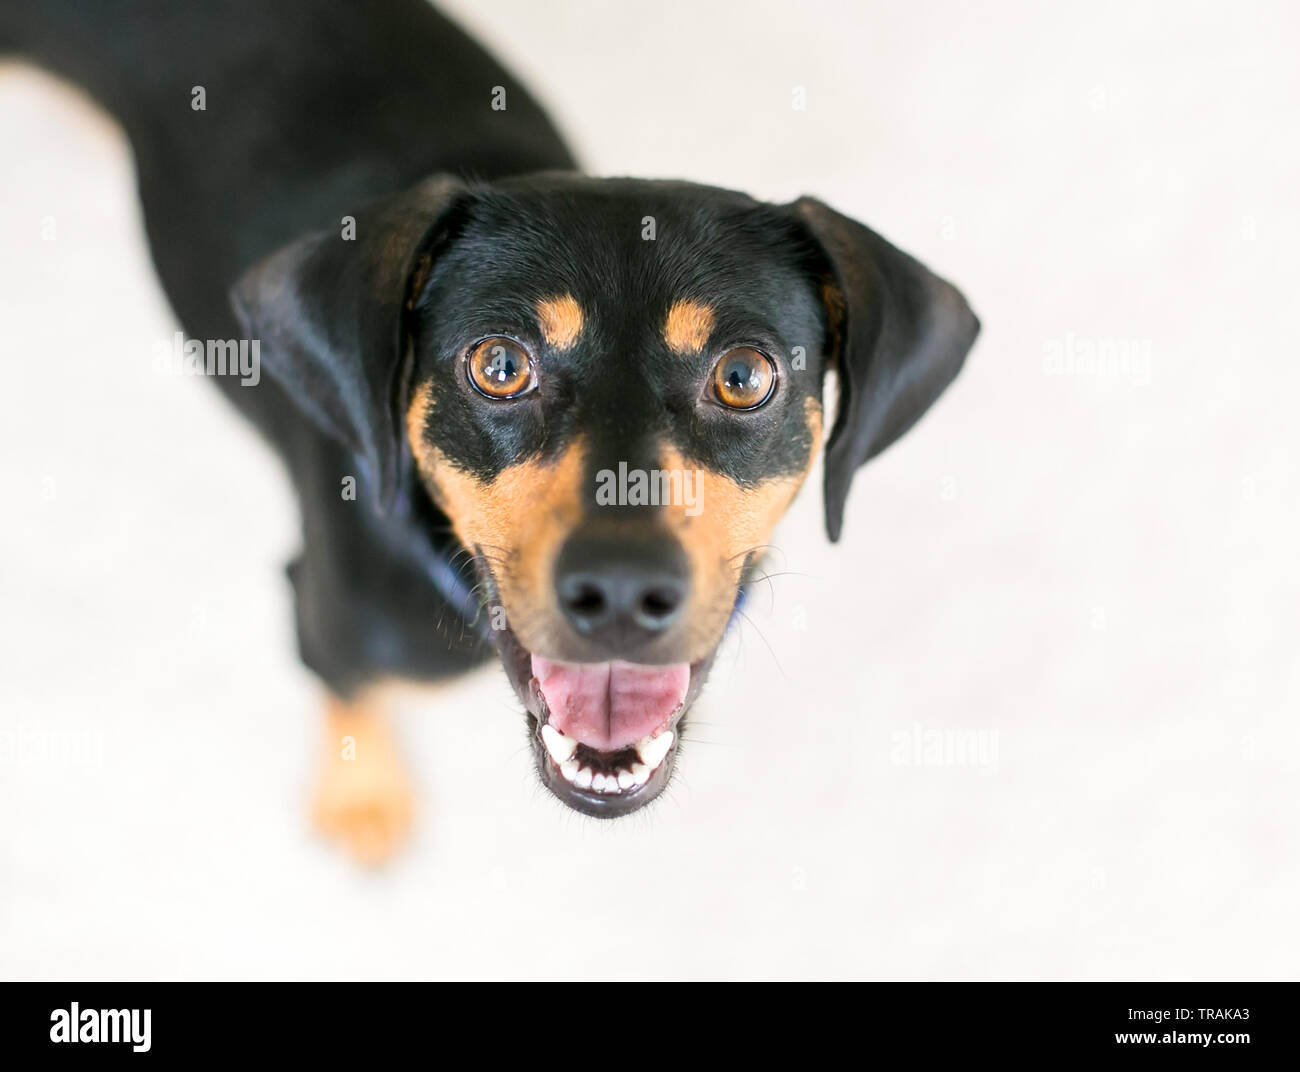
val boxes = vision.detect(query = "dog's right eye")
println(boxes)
[466,337,537,399]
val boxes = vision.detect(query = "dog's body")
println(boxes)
[4,0,978,856]
[5,0,568,693]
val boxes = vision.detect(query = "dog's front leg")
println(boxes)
[311,691,414,866]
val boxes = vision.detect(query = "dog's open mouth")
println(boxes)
[534,656,686,797]
[496,626,716,817]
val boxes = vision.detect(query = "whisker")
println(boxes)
[732,607,786,678]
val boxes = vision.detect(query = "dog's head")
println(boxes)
[232,173,978,817]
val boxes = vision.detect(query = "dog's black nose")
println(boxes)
[555,535,688,645]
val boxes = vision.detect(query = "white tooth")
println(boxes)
[594,773,612,793]
[560,759,580,783]
[637,730,675,770]
[574,767,593,789]
[630,763,650,786]
[542,723,577,762]
[617,770,635,790]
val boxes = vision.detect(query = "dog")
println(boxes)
[3,0,979,861]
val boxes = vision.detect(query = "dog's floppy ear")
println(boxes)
[230,175,468,512]
[790,198,980,542]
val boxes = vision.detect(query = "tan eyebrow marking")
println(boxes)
[663,299,715,353]
[536,294,584,350]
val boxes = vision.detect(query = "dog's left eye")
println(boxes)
[711,347,776,410]
[466,336,537,399]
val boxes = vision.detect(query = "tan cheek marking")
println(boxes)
[663,299,715,353]
[405,382,586,647]
[536,294,583,351]
[658,400,823,655]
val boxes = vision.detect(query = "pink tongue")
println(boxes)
[531,656,690,751]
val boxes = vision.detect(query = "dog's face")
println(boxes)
[233,173,978,818]
[403,178,828,813]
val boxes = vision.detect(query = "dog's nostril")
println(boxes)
[565,582,608,620]
[638,585,681,624]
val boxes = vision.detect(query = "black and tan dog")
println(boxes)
[4,0,978,860]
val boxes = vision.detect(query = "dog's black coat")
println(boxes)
[4,0,577,691]
[4,2,977,717]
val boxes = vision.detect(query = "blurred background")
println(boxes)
[1,0,1296,979]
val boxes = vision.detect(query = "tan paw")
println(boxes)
[311,696,415,866]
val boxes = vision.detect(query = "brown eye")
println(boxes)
[711,347,776,410]
[467,336,536,399]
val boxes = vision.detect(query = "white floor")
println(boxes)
[1,0,1296,980]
